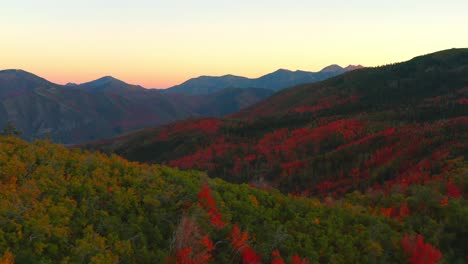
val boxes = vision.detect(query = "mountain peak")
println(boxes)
[319,64,344,73]
[77,76,145,93]
[0,69,40,78]
[94,76,121,82]
[81,76,127,87]
[0,69,25,74]
[220,74,246,79]
[273,68,292,73]
[344,65,364,71]
[0,69,53,86]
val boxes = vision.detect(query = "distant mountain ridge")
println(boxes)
[0,63,357,143]
[0,70,193,143]
[163,64,364,95]
[77,76,144,93]
[0,71,274,143]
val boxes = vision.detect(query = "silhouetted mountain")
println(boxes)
[0,70,54,95]
[344,64,364,71]
[0,71,195,143]
[0,72,275,143]
[166,87,274,117]
[77,76,144,93]
[253,69,326,91]
[165,74,251,95]
[198,87,274,116]
[319,64,344,73]
[163,65,363,95]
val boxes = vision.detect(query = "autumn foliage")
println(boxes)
[0,250,14,264]
[170,216,215,264]
[401,234,442,264]
[230,224,261,264]
[198,184,226,229]
[5,49,468,262]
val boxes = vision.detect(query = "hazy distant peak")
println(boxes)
[0,69,40,78]
[65,82,78,87]
[81,76,128,87]
[164,64,361,95]
[344,65,364,71]
[319,64,344,73]
[0,69,25,74]
[221,74,244,78]
[0,69,54,87]
[101,75,117,80]
[77,75,145,93]
[92,76,122,83]
[273,68,293,73]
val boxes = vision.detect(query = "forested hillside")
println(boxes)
[1,136,466,263]
[79,49,468,263]
[88,49,468,196]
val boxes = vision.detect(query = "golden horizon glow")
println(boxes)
[1,0,467,88]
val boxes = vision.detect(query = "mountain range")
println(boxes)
[163,64,363,95]
[0,70,192,143]
[0,64,359,143]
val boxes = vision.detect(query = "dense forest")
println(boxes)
[88,49,468,194]
[82,49,468,263]
[1,136,466,263]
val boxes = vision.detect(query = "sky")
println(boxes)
[1,0,467,88]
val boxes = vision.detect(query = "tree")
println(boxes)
[401,234,442,264]
[1,121,22,136]
[0,250,15,264]
[169,216,214,264]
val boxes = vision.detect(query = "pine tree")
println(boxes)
[1,121,22,136]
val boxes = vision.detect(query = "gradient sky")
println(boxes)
[1,0,467,88]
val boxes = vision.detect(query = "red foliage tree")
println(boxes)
[231,224,248,250]
[291,255,308,264]
[271,250,285,264]
[174,247,193,264]
[446,178,462,198]
[439,196,449,206]
[398,201,410,220]
[401,234,442,264]
[170,216,215,264]
[380,207,394,218]
[198,184,226,229]
[230,224,261,264]
[241,247,261,264]
[200,235,215,252]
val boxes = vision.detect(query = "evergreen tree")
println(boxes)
[1,121,22,136]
